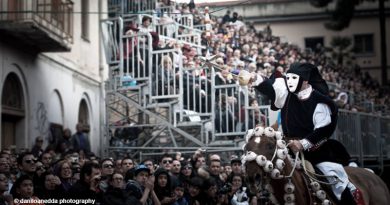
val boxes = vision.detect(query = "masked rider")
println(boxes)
[250,62,364,205]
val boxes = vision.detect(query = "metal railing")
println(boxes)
[334,110,390,171]
[102,13,390,169]
[108,0,156,16]
[0,0,73,41]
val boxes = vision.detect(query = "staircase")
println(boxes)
[100,1,273,160]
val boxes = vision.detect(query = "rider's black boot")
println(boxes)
[339,187,357,205]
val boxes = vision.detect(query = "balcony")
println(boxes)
[0,0,73,52]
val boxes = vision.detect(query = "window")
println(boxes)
[81,0,89,40]
[354,34,374,55]
[304,37,324,52]
[78,99,90,133]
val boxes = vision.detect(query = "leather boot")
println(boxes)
[340,187,357,205]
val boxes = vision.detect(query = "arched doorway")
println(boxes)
[1,73,25,150]
[78,99,90,133]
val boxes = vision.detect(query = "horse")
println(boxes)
[242,126,390,205]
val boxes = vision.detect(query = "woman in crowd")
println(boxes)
[53,160,73,192]
[229,173,249,205]
[154,168,175,205]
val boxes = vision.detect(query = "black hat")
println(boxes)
[287,63,329,95]
[230,157,241,165]
[134,164,150,176]
[287,63,311,81]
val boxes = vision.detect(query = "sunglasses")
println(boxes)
[162,160,173,164]
[24,159,37,164]
[103,164,114,168]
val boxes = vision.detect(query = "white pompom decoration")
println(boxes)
[276,139,287,149]
[276,159,285,170]
[277,149,287,160]
[322,199,331,205]
[241,143,246,151]
[254,126,264,137]
[284,182,295,193]
[245,151,257,161]
[245,129,254,143]
[264,127,275,137]
[283,193,295,203]
[310,182,321,191]
[271,169,281,179]
[316,190,327,201]
[263,161,274,172]
[275,131,283,140]
[255,155,267,167]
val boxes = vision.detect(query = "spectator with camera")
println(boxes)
[68,162,101,200]
[216,183,231,205]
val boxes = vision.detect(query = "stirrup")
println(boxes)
[352,188,365,205]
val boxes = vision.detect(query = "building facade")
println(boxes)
[0,0,107,155]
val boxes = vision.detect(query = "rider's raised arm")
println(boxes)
[252,71,288,110]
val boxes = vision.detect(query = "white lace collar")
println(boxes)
[297,84,312,100]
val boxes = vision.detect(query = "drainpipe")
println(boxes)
[98,0,106,157]
[379,0,387,85]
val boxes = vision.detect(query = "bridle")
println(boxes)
[241,126,334,205]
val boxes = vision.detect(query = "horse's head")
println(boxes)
[242,126,287,194]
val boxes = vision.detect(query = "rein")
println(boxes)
[300,151,342,185]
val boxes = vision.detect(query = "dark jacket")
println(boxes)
[102,186,141,205]
[68,181,97,200]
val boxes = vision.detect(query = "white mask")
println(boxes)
[286,73,300,93]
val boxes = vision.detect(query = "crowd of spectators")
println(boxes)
[149,0,389,116]
[0,131,255,205]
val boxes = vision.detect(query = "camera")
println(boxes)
[218,183,232,195]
